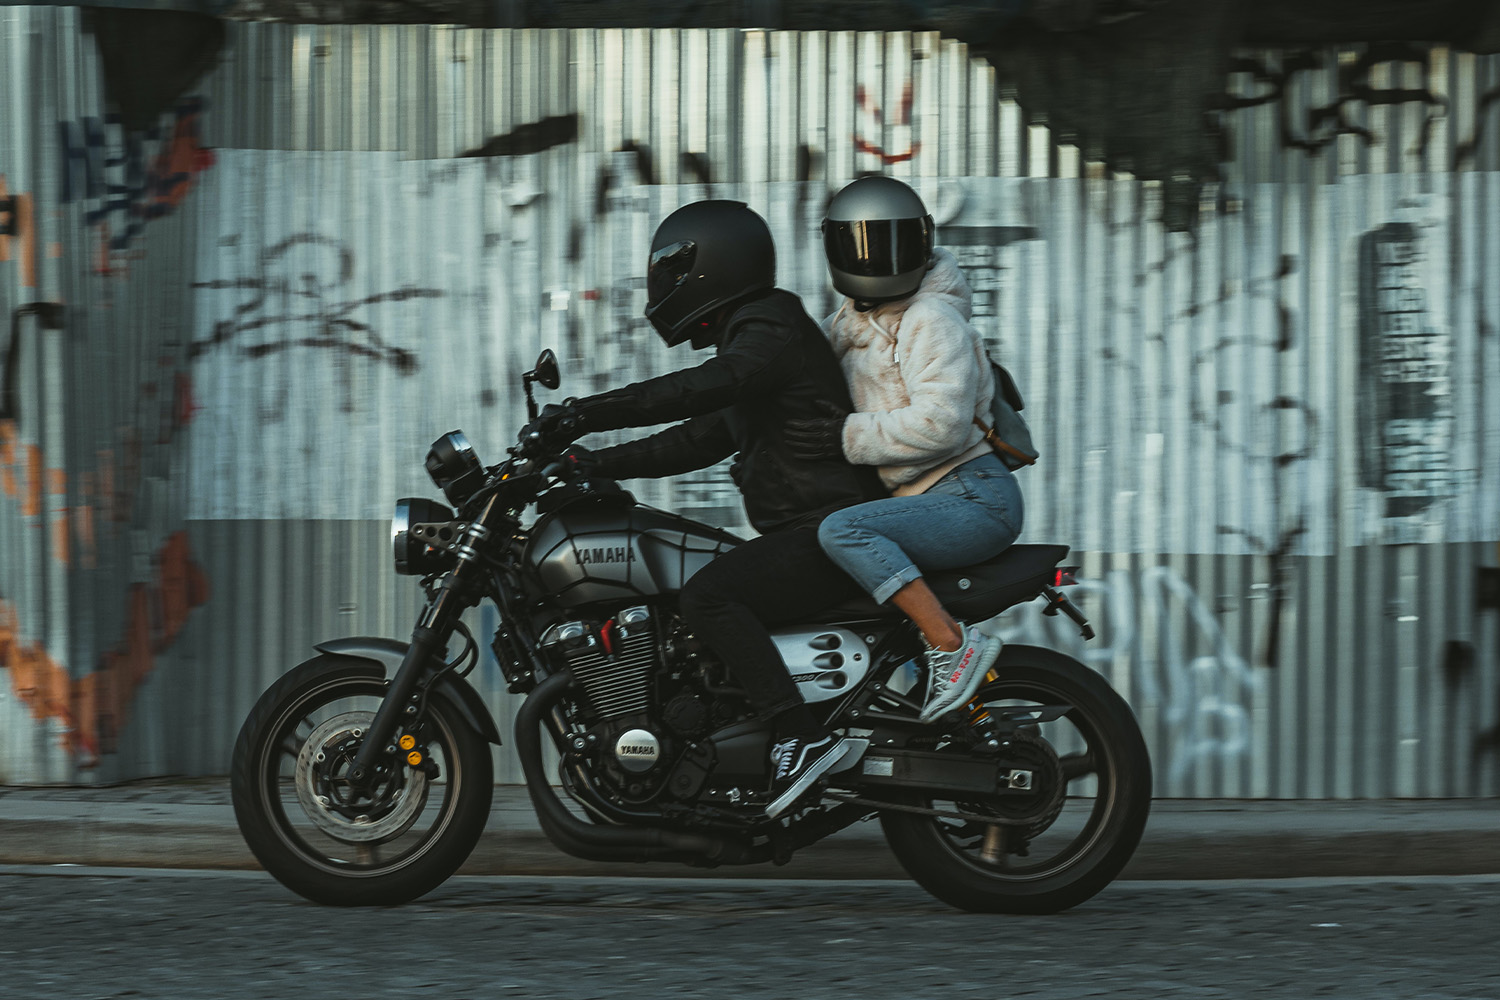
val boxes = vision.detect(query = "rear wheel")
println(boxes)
[880,645,1151,914]
[230,655,493,905]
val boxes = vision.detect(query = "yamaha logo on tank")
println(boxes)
[577,545,636,566]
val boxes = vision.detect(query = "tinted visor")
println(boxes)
[647,240,698,306]
[822,216,933,276]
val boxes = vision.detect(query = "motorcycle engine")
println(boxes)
[539,605,657,719]
[540,606,675,803]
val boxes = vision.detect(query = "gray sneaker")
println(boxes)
[919,626,1003,723]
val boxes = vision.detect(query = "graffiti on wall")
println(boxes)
[56,96,216,273]
[3,87,216,763]
[1,298,211,764]
[191,234,440,419]
[994,567,1262,787]
[0,531,208,763]
[1224,45,1449,158]
[1356,214,1455,534]
[854,82,919,166]
[0,176,37,289]
[2,356,210,763]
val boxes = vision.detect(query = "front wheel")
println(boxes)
[880,645,1152,914]
[230,654,493,905]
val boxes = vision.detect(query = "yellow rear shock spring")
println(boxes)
[966,669,1001,722]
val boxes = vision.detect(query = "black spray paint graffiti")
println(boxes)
[190,234,439,419]
[459,114,579,159]
[994,567,1261,786]
[1356,221,1454,522]
[1184,254,1313,669]
[1,304,67,428]
[1223,45,1448,158]
[1438,636,1500,794]
[943,225,1044,347]
[1456,83,1500,167]
[57,97,215,258]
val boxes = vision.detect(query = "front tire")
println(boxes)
[231,655,493,906]
[880,645,1151,914]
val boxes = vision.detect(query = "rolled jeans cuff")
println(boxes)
[872,564,924,605]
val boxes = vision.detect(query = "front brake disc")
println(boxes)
[294,711,430,843]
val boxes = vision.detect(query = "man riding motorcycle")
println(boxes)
[522,199,888,818]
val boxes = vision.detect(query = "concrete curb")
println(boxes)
[2,784,1497,880]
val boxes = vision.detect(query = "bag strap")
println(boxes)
[973,415,1038,467]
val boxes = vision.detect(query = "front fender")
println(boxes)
[315,636,502,746]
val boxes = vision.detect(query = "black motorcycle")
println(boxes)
[230,350,1152,913]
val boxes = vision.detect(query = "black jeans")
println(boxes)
[678,522,868,718]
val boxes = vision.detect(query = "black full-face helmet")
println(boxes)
[822,176,934,305]
[645,200,776,348]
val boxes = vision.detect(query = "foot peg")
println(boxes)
[828,738,870,773]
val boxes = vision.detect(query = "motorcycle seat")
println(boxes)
[806,543,1070,624]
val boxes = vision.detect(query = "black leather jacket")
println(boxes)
[576,289,887,533]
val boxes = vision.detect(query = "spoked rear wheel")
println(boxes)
[231,655,493,906]
[880,645,1151,914]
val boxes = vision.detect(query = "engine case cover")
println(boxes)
[613,728,662,773]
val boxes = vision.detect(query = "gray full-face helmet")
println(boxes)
[821,176,934,305]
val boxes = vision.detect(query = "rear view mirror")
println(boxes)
[533,349,560,390]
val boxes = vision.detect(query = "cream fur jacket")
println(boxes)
[824,247,996,495]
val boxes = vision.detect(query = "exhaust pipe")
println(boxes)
[515,668,761,865]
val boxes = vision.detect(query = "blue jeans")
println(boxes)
[817,453,1024,604]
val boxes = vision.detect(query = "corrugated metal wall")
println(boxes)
[2,7,1498,794]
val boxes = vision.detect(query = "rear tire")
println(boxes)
[880,645,1151,914]
[231,655,493,906]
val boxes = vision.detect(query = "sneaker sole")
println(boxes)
[765,738,862,820]
[919,636,1004,723]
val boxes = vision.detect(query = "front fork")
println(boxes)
[345,493,502,792]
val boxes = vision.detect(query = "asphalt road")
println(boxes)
[6,868,1498,999]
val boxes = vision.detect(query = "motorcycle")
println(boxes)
[230,350,1152,913]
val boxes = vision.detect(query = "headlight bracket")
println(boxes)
[392,497,458,575]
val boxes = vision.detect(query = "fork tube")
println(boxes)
[346,492,501,790]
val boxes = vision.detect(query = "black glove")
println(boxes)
[558,444,597,477]
[519,399,584,453]
[785,400,849,462]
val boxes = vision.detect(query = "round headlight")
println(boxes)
[425,431,486,506]
[393,497,457,575]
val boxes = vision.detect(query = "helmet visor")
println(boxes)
[647,240,698,306]
[822,216,933,277]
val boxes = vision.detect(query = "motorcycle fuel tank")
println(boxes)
[525,493,743,607]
